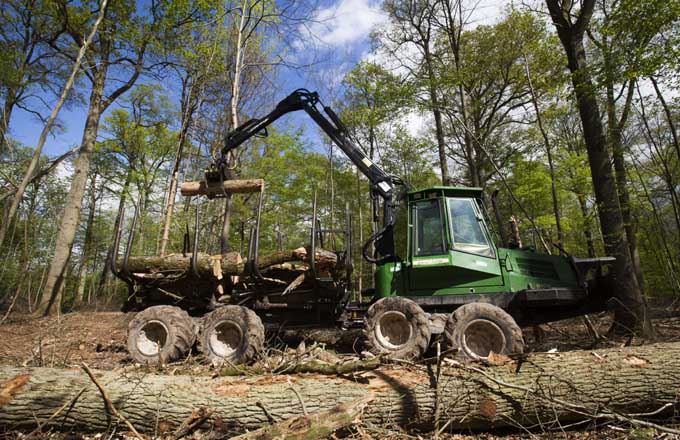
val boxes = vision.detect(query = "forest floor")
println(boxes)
[1,310,680,439]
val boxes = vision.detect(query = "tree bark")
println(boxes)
[545,0,643,334]
[1,342,679,434]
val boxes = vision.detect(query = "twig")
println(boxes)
[24,387,87,438]
[173,407,212,439]
[82,363,145,440]
[287,378,308,415]
[256,401,277,424]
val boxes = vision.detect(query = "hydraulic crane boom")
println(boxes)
[205,89,401,263]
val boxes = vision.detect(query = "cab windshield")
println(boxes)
[447,198,494,258]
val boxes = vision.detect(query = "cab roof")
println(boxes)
[407,186,484,201]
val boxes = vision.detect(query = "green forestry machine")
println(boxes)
[112,89,614,365]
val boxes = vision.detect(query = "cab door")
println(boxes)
[408,197,503,294]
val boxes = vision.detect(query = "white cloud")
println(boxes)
[304,0,386,47]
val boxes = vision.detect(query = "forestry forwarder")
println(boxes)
[113,89,615,365]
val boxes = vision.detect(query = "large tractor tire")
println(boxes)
[127,305,196,365]
[364,297,431,360]
[198,305,265,365]
[443,302,524,360]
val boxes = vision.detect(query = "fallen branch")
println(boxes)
[279,357,382,375]
[229,395,373,440]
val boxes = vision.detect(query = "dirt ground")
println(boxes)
[1,311,680,439]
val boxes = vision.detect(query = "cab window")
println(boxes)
[447,198,494,258]
[413,199,446,256]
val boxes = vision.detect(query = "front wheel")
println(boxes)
[364,297,430,360]
[198,306,264,365]
[443,302,524,360]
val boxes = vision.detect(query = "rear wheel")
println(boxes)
[443,302,524,360]
[364,297,430,360]
[127,305,196,365]
[198,306,264,365]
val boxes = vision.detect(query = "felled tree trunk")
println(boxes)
[1,343,678,435]
[118,247,337,278]
[180,179,264,197]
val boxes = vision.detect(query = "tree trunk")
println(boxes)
[576,193,596,258]
[0,90,16,154]
[159,78,197,257]
[36,62,109,316]
[96,170,132,296]
[650,76,680,165]
[2,342,679,434]
[525,59,563,248]
[606,78,644,294]
[424,51,450,186]
[220,0,249,254]
[74,174,98,307]
[545,0,643,334]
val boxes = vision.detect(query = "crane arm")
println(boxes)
[205,89,399,263]
[206,89,396,200]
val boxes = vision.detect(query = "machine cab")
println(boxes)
[405,187,504,296]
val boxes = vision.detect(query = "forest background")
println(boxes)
[0,0,679,331]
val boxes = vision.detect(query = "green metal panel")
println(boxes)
[499,247,580,291]
[374,261,404,297]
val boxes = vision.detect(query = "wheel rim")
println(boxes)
[461,319,506,359]
[375,311,412,350]
[137,320,169,356]
[209,320,244,358]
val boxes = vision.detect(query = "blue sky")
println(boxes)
[9,0,504,158]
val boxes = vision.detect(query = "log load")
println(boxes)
[1,343,679,435]
[180,179,264,197]
[118,246,338,278]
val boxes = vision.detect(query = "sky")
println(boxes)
[8,0,506,158]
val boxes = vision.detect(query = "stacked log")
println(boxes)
[118,246,337,278]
